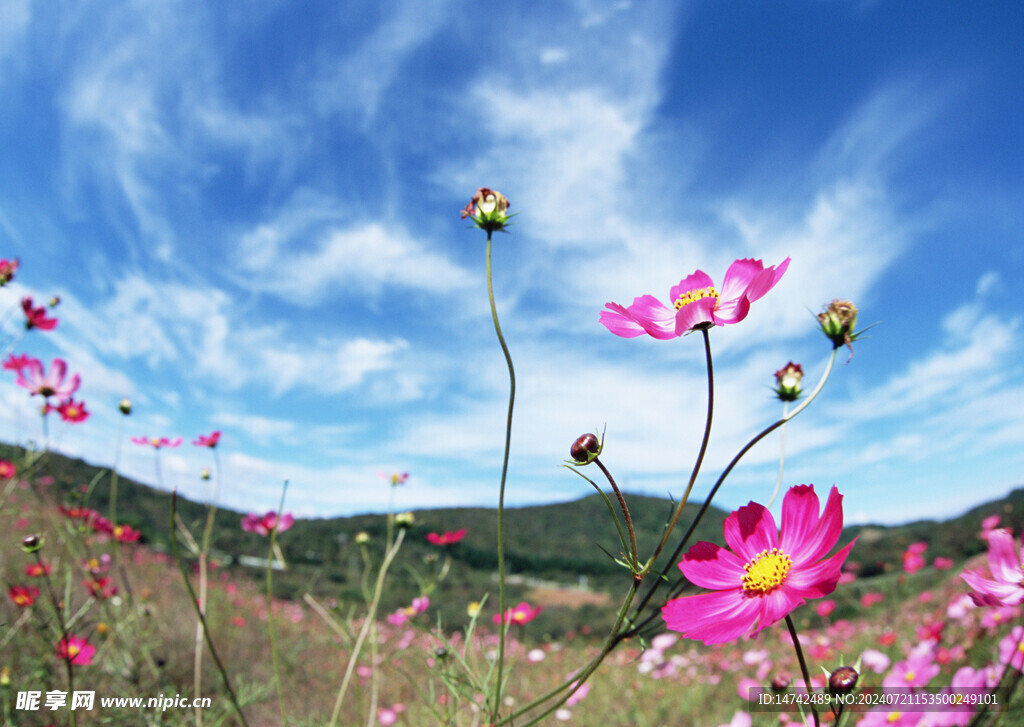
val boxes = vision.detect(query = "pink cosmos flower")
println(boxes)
[600,257,790,339]
[52,398,90,423]
[2,353,32,372]
[0,459,15,478]
[661,484,854,645]
[493,601,543,626]
[933,556,955,570]
[426,529,468,546]
[962,529,1024,607]
[25,561,51,577]
[56,634,96,665]
[902,542,928,574]
[241,511,294,536]
[883,642,940,689]
[0,257,18,285]
[15,357,80,400]
[113,524,141,543]
[998,625,1024,672]
[21,296,58,330]
[131,436,183,449]
[378,471,409,486]
[193,430,221,447]
[387,595,430,625]
[861,592,884,608]
[980,514,1001,541]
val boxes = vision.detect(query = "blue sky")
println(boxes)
[0,1,1021,525]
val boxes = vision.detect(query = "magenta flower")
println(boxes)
[193,430,221,448]
[600,257,790,339]
[493,601,543,626]
[883,643,940,688]
[0,459,16,478]
[241,511,294,536]
[661,484,854,645]
[52,398,90,423]
[131,436,183,449]
[0,257,18,285]
[962,529,1024,607]
[426,529,467,546]
[21,296,58,330]
[999,625,1024,672]
[902,541,928,574]
[15,357,80,400]
[56,634,96,665]
[2,353,32,372]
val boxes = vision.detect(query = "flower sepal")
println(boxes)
[461,187,514,233]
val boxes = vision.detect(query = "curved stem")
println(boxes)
[485,229,517,722]
[766,401,790,509]
[169,491,249,727]
[786,614,820,727]
[625,347,838,637]
[594,457,639,571]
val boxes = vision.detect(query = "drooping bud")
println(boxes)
[770,674,791,693]
[773,362,803,402]
[817,299,859,351]
[21,534,43,553]
[828,666,859,695]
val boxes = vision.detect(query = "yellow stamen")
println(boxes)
[741,548,792,595]
[674,286,719,311]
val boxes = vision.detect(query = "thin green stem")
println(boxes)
[766,401,790,509]
[786,614,820,727]
[169,490,249,727]
[194,448,222,727]
[267,481,290,726]
[485,229,517,722]
[628,347,839,636]
[329,528,407,727]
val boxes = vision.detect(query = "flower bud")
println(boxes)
[355,531,370,545]
[828,666,859,695]
[395,512,415,529]
[570,433,602,464]
[461,187,511,233]
[49,296,61,308]
[770,674,791,693]
[817,299,858,350]
[21,534,43,553]
[201,467,211,480]
[119,398,132,415]
[773,362,803,402]
[434,646,449,659]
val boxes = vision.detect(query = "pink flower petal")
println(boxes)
[662,589,761,645]
[723,502,777,560]
[988,529,1023,584]
[679,541,747,590]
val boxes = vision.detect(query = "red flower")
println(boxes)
[113,524,141,543]
[426,529,468,546]
[83,577,118,599]
[2,353,32,372]
[25,561,51,577]
[193,430,221,448]
[21,296,58,330]
[8,584,41,607]
[0,459,16,478]
[493,601,543,626]
[56,635,96,665]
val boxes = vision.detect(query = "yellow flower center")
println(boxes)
[68,644,80,657]
[904,671,916,682]
[1017,643,1024,655]
[887,713,901,723]
[741,548,792,595]
[673,286,719,311]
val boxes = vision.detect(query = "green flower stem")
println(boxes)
[499,581,640,726]
[641,328,715,575]
[766,401,791,509]
[329,528,407,727]
[169,490,249,727]
[266,481,289,726]
[624,347,837,638]
[566,467,632,571]
[193,448,222,727]
[594,457,639,573]
[485,228,517,723]
[786,614,820,727]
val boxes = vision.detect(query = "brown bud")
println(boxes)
[828,666,859,695]
[570,433,601,463]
